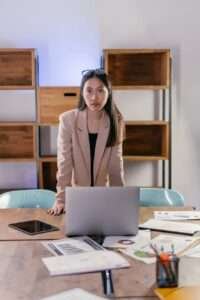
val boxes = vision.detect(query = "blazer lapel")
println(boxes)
[94,112,110,183]
[75,110,91,177]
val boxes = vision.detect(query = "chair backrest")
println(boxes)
[0,189,56,208]
[140,187,184,207]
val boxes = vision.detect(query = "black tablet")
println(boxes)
[8,220,59,235]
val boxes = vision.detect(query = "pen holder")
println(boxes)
[156,253,179,288]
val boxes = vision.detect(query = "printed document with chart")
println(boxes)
[42,236,104,256]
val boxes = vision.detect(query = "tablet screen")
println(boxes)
[8,220,59,235]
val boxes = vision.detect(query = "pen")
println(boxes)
[48,242,63,256]
[83,237,104,250]
[150,243,159,257]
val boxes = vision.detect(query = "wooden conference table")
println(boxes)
[0,207,190,300]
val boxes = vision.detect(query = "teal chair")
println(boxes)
[0,189,56,208]
[140,187,184,207]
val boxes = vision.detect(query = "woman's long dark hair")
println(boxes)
[78,69,123,147]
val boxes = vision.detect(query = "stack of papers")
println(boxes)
[42,250,129,276]
[154,210,200,221]
[139,219,200,235]
[41,288,108,300]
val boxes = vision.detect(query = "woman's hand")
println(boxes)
[47,202,64,216]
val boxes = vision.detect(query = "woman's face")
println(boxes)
[82,77,109,112]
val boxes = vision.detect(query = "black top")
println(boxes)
[88,133,98,186]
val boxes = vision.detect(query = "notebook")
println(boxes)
[139,219,200,235]
[65,187,139,236]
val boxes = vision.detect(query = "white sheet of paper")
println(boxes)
[41,288,108,300]
[42,250,129,276]
[183,242,200,257]
[121,246,156,264]
[103,230,151,249]
[179,256,200,286]
[154,211,200,221]
[139,219,200,235]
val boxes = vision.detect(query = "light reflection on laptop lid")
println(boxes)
[65,186,139,236]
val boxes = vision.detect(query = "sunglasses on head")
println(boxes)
[81,68,106,76]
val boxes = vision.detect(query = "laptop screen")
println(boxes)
[65,186,139,236]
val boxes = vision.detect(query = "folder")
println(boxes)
[154,286,200,300]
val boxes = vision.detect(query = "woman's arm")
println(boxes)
[108,143,125,186]
[48,112,73,215]
[108,114,125,186]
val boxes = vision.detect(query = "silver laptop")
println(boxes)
[65,186,139,236]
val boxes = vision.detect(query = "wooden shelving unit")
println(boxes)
[104,48,172,187]
[0,47,172,191]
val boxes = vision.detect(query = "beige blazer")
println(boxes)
[56,109,125,203]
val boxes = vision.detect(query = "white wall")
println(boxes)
[0,0,200,207]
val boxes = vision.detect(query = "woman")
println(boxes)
[48,69,125,215]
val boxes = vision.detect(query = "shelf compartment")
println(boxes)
[123,121,169,160]
[104,49,170,89]
[38,86,79,124]
[39,158,57,191]
[39,125,58,157]
[0,124,36,159]
[0,49,36,89]
[0,90,36,122]
[0,161,37,189]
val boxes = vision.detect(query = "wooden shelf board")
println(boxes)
[104,48,170,54]
[125,120,168,125]
[0,122,36,126]
[39,157,57,162]
[0,48,36,52]
[0,158,36,162]
[123,155,168,161]
[112,85,169,90]
[0,86,35,90]
[38,123,59,126]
